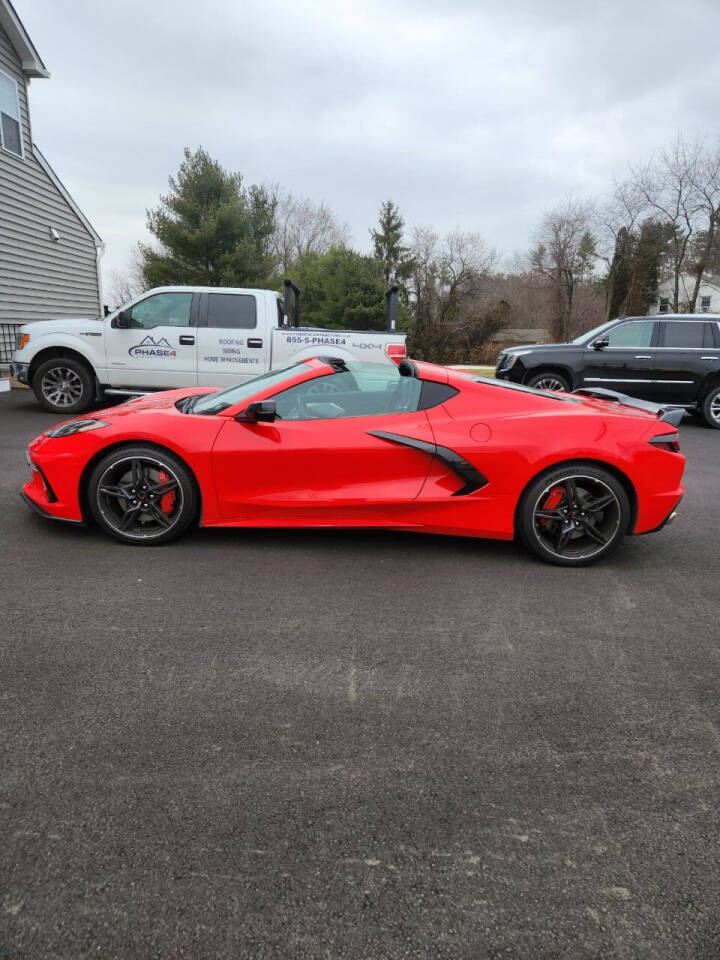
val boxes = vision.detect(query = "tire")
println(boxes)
[33,356,94,414]
[516,463,631,567]
[700,385,720,429]
[525,371,571,393]
[87,445,198,545]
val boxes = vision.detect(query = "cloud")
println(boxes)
[17,0,720,286]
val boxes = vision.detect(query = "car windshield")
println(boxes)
[571,319,618,344]
[192,362,310,414]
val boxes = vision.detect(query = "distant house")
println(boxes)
[0,0,103,362]
[648,272,720,316]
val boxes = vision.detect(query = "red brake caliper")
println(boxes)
[539,485,564,526]
[157,469,176,515]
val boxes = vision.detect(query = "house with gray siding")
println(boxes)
[0,0,102,363]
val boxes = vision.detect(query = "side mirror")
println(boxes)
[235,400,277,423]
[593,336,609,350]
[112,308,132,329]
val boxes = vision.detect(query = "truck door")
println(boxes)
[104,290,198,388]
[195,292,270,387]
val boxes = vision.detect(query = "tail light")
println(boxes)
[386,343,406,365]
[649,431,681,453]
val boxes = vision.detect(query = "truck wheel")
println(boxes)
[526,371,570,393]
[33,357,94,414]
[700,385,720,429]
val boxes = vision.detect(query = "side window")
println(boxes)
[207,293,256,329]
[271,369,421,420]
[605,320,655,348]
[130,292,193,329]
[662,321,715,348]
[418,381,458,410]
[0,69,23,158]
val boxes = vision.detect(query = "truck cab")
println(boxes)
[12,284,407,413]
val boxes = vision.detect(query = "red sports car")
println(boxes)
[21,357,685,565]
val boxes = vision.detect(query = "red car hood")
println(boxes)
[98,386,221,418]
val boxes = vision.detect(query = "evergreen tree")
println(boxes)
[605,226,633,319]
[370,200,414,292]
[139,147,276,288]
[289,247,386,331]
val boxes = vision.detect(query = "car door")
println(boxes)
[104,291,198,388]
[211,366,434,521]
[581,318,659,400]
[195,292,269,387]
[653,319,720,404]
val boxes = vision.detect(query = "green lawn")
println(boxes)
[449,365,496,378]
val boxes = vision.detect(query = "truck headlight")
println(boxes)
[16,332,30,350]
[47,419,110,438]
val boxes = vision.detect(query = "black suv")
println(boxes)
[495,314,720,428]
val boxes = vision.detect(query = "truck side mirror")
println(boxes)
[593,336,609,350]
[235,400,277,423]
[112,308,132,329]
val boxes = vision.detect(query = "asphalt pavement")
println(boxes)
[1,386,719,959]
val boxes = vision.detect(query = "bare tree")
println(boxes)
[530,199,597,341]
[686,144,720,311]
[105,248,145,309]
[269,186,350,274]
[630,136,703,312]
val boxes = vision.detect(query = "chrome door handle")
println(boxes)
[634,355,652,359]
[701,356,719,360]
[247,338,263,348]
[179,335,195,345]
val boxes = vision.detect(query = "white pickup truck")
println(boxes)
[12,283,407,414]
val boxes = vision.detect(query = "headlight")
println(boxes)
[16,332,30,350]
[507,350,532,368]
[47,419,110,438]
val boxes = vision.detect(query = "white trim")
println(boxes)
[0,66,23,158]
[0,0,49,78]
[32,145,103,249]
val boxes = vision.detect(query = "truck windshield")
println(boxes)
[192,362,310,415]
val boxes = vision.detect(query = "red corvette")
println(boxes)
[21,357,685,565]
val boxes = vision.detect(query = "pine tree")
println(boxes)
[139,147,276,288]
[369,200,414,291]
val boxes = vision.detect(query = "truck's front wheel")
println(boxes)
[33,357,94,414]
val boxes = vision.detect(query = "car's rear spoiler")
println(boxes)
[572,387,685,427]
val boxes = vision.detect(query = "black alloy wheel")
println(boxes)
[33,357,94,414]
[526,372,571,393]
[517,464,630,566]
[88,446,197,544]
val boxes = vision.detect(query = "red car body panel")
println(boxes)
[22,360,685,540]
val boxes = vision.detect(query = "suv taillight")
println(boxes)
[649,432,681,453]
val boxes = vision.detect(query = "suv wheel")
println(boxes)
[526,371,570,392]
[33,357,94,414]
[700,385,720,429]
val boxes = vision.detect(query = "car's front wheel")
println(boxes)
[525,371,570,392]
[33,356,94,414]
[516,464,630,566]
[700,385,720,429]
[87,446,198,545]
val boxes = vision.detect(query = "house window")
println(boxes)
[701,295,711,313]
[0,69,22,158]
[659,297,670,313]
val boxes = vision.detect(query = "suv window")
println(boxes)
[206,293,256,329]
[661,320,715,348]
[271,366,422,420]
[605,320,655,348]
[130,292,192,329]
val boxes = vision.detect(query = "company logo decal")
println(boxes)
[129,335,177,359]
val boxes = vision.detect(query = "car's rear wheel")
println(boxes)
[700,385,720,429]
[517,464,630,566]
[525,371,570,393]
[33,356,94,414]
[88,446,197,545]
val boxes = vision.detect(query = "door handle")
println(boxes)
[247,338,263,348]
[179,335,195,345]
[634,355,652,359]
[701,356,719,360]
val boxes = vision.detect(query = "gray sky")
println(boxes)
[19,0,720,288]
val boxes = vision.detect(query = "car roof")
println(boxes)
[629,314,720,321]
